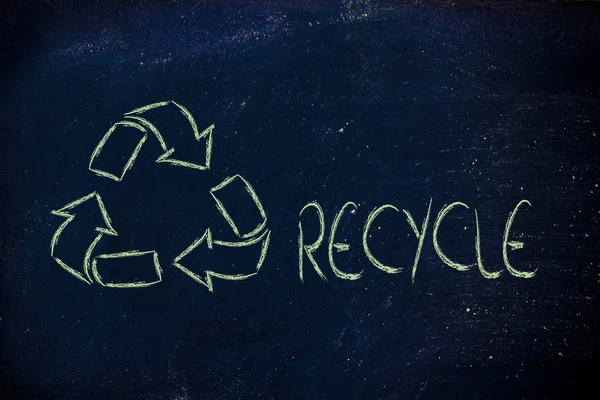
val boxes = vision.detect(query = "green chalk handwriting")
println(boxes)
[475,209,503,279]
[53,100,540,291]
[503,200,536,278]
[363,204,401,274]
[433,202,474,272]
[298,201,327,282]
[405,199,433,283]
[328,202,362,280]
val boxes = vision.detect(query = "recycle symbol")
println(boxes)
[50,101,271,291]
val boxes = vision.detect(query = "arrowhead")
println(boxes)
[125,100,214,170]
[154,123,213,170]
[172,229,213,290]
[51,192,118,236]
[50,192,118,284]
[172,228,271,292]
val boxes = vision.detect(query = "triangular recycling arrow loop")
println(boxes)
[54,101,270,290]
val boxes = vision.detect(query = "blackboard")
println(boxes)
[1,1,600,398]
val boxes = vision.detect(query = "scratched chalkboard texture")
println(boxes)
[1,0,600,399]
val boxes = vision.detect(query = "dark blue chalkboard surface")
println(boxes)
[2,1,600,398]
